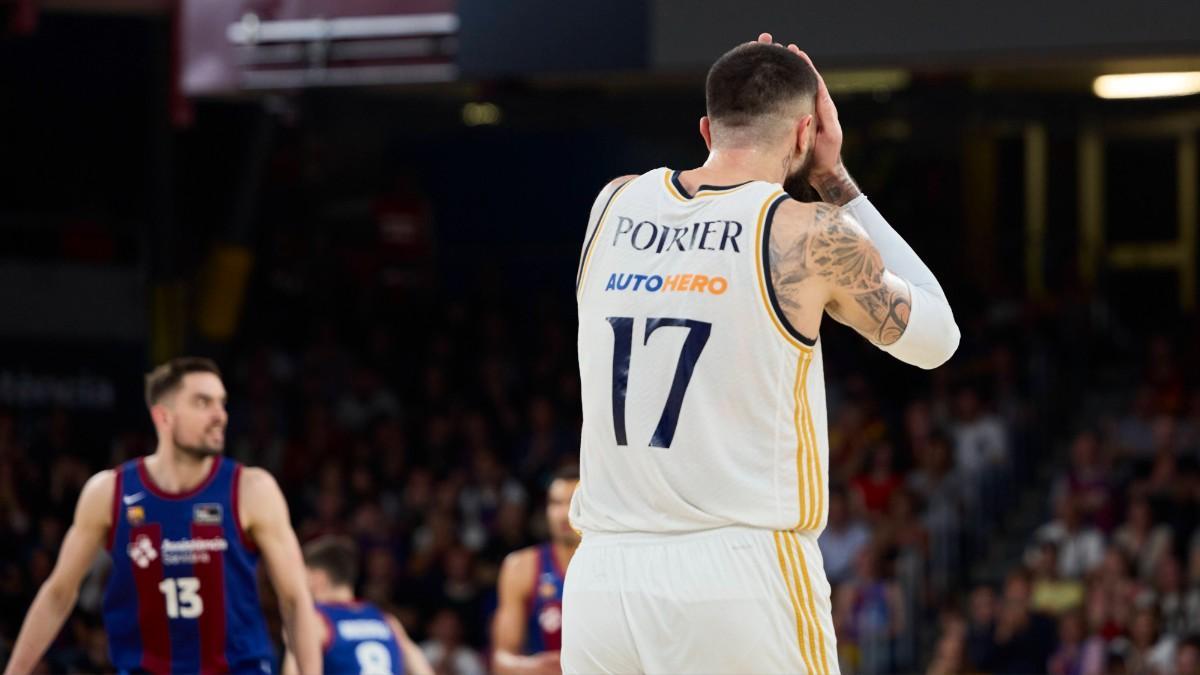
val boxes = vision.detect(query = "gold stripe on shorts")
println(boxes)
[773,531,817,674]
[786,531,831,673]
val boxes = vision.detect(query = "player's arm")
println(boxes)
[492,549,559,675]
[241,468,323,675]
[4,470,114,675]
[387,613,435,675]
[801,203,958,369]
[756,32,958,367]
[281,649,300,675]
[281,609,328,675]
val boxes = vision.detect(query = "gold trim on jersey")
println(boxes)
[793,350,813,530]
[664,170,689,202]
[775,531,833,674]
[577,179,635,298]
[663,169,756,202]
[754,189,813,352]
[796,351,824,531]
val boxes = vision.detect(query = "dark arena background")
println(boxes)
[2,0,1200,673]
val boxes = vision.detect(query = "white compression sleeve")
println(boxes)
[842,195,960,369]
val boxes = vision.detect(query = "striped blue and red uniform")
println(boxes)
[525,543,566,653]
[317,601,404,675]
[102,456,274,674]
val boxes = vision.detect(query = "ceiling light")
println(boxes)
[1093,72,1200,99]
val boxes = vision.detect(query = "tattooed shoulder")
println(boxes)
[768,202,910,345]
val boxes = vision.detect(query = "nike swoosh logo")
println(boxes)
[123,492,145,505]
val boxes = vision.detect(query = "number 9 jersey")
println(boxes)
[103,457,275,674]
[572,168,830,536]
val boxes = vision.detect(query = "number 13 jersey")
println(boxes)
[103,456,275,674]
[572,168,830,536]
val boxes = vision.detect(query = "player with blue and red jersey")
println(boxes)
[282,536,432,675]
[491,468,579,675]
[5,357,323,674]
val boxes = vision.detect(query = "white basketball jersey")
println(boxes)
[572,167,830,535]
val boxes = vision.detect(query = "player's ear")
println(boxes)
[796,113,814,153]
[149,403,170,428]
[699,116,713,151]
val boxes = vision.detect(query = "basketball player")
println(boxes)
[565,34,960,674]
[281,535,433,675]
[492,468,580,675]
[4,357,322,674]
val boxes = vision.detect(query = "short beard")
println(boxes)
[783,151,818,202]
[173,431,222,459]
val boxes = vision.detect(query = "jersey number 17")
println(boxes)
[606,316,711,449]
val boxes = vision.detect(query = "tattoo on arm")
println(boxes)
[769,205,910,345]
[812,164,862,207]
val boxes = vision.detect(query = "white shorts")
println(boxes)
[562,526,839,675]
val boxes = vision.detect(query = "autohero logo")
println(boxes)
[604,272,728,295]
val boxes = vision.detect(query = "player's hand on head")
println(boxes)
[755,33,802,57]
[756,33,845,178]
[793,49,844,177]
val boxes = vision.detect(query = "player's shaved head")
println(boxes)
[705,42,819,147]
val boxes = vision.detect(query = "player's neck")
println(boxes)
[320,587,356,604]
[690,146,789,188]
[144,449,216,493]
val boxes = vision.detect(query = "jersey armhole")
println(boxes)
[231,464,258,553]
[576,176,636,296]
[318,607,335,653]
[759,193,819,348]
[525,547,541,617]
[105,467,123,551]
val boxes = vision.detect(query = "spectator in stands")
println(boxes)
[1032,542,1085,616]
[834,545,905,675]
[988,570,1057,674]
[907,430,963,597]
[1153,555,1189,637]
[1048,611,1100,675]
[819,487,872,585]
[1114,496,1173,582]
[949,387,1009,493]
[1126,606,1176,674]
[420,609,486,675]
[1051,430,1116,531]
[1176,635,1200,675]
[1117,387,1159,457]
[965,584,998,670]
[853,443,904,519]
[1032,494,1106,579]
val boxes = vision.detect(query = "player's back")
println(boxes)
[317,601,404,675]
[103,456,273,674]
[573,168,830,535]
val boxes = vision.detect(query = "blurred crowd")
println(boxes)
[927,336,1200,675]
